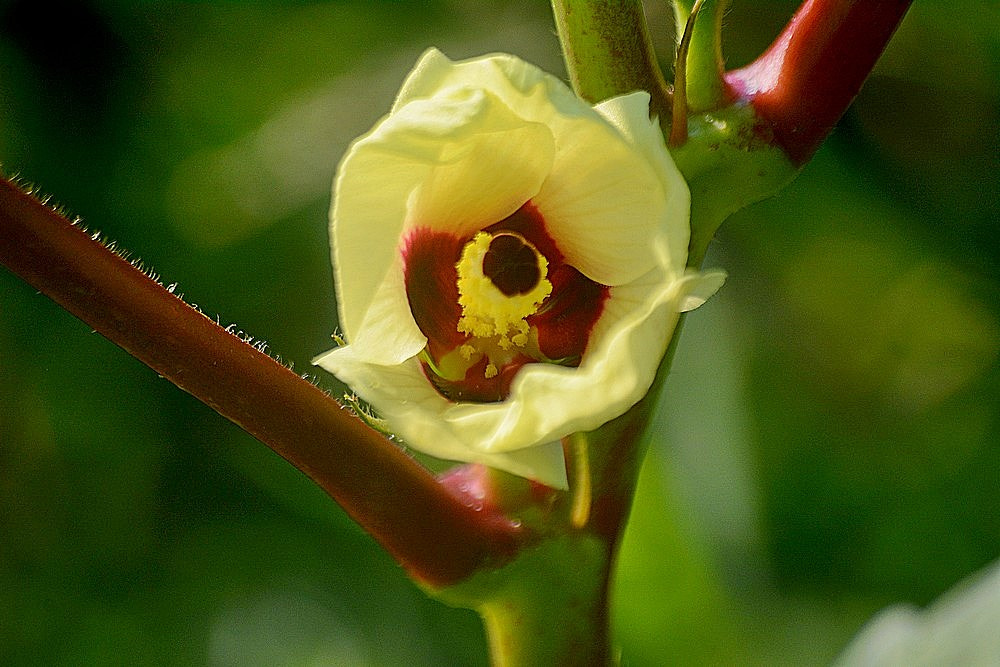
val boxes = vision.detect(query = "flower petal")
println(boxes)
[349,256,425,364]
[531,118,668,285]
[334,86,554,352]
[401,90,555,237]
[398,50,671,286]
[314,344,569,488]
[594,92,692,272]
[332,127,432,345]
[529,264,608,362]
[395,48,592,128]
[679,269,728,312]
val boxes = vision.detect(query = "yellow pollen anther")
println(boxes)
[455,231,552,350]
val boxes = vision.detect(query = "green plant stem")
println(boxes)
[673,0,733,113]
[0,176,524,587]
[550,0,671,118]
[463,535,612,666]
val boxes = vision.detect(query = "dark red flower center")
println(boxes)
[482,233,541,296]
[402,201,610,403]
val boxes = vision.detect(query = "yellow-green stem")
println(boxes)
[550,0,670,116]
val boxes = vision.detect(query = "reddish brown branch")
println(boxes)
[0,177,522,586]
[725,0,913,164]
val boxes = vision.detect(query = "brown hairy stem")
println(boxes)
[0,176,522,586]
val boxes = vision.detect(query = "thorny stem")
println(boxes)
[0,177,523,587]
[726,0,913,165]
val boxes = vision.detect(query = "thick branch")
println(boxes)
[551,0,671,118]
[725,0,913,164]
[0,177,522,586]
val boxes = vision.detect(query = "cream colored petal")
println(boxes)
[532,115,666,286]
[318,50,720,489]
[418,264,682,455]
[594,92,691,272]
[349,256,425,365]
[332,132,430,342]
[395,50,671,286]
[431,253,722,461]
[394,48,591,129]
[334,87,552,343]
[481,442,568,489]
[402,90,555,237]
[484,268,684,445]
[678,269,727,312]
[313,344,569,488]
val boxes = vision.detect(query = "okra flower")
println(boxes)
[314,49,724,489]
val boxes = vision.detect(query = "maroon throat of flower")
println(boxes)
[402,201,609,403]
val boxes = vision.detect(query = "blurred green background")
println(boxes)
[1,1,997,664]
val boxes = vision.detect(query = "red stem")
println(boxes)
[725,0,913,165]
[0,177,523,587]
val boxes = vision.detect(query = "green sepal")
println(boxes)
[671,103,799,267]
[674,0,732,113]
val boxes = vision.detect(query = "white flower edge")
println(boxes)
[834,559,1000,666]
[314,50,725,489]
